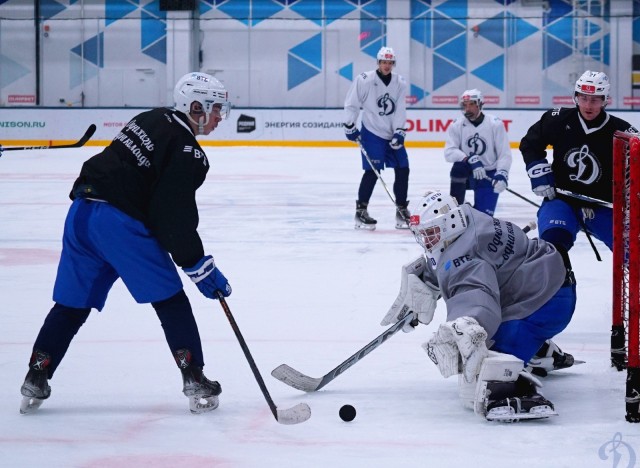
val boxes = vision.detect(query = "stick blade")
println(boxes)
[82,124,97,142]
[276,402,312,425]
[271,364,322,392]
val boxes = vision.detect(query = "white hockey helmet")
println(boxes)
[377,46,396,63]
[174,72,231,129]
[460,89,483,107]
[574,70,609,106]
[409,190,468,267]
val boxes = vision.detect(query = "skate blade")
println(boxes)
[20,396,44,414]
[354,223,376,231]
[189,395,219,414]
[395,222,410,229]
[486,405,558,422]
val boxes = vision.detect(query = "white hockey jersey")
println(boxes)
[343,70,408,140]
[444,113,512,173]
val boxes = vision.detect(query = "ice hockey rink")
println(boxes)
[0,143,636,467]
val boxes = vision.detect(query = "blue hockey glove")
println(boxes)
[492,170,509,194]
[343,123,360,142]
[389,129,406,150]
[466,154,486,180]
[526,160,555,199]
[183,255,231,300]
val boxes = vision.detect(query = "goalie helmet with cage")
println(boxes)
[174,72,231,132]
[409,190,468,267]
[574,70,610,106]
[377,46,396,63]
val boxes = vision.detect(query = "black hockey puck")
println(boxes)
[339,404,356,422]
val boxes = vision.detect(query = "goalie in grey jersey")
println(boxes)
[381,190,577,421]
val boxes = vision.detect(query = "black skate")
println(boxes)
[20,350,52,414]
[174,349,221,414]
[527,340,583,377]
[395,202,410,229]
[482,372,557,422]
[486,393,557,422]
[355,201,377,230]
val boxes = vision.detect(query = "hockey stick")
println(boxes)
[216,293,311,424]
[271,222,536,393]
[357,139,397,205]
[357,139,411,227]
[0,124,96,154]
[483,176,540,208]
[556,189,612,208]
[271,312,416,392]
[504,186,540,208]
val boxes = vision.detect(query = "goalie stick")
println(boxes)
[0,124,96,155]
[271,312,416,392]
[271,223,536,393]
[217,293,311,424]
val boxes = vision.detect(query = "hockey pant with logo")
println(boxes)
[536,197,612,252]
[31,198,206,377]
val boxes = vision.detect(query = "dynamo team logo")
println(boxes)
[566,144,601,185]
[377,93,396,116]
[466,133,487,156]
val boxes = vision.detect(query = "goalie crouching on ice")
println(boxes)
[381,190,577,422]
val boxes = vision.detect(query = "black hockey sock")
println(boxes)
[32,303,90,378]
[393,167,410,206]
[450,161,470,205]
[541,227,574,252]
[152,289,205,368]
[357,170,378,203]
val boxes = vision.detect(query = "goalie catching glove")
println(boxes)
[381,256,440,333]
[423,316,489,383]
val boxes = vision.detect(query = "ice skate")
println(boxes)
[526,340,583,377]
[395,202,410,229]
[481,372,557,422]
[20,350,51,414]
[174,349,221,414]
[355,201,377,230]
[485,393,557,422]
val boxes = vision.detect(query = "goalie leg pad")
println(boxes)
[473,352,523,416]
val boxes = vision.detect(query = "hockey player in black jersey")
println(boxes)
[19,72,232,415]
[520,70,638,253]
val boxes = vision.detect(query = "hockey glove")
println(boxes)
[381,256,440,332]
[424,316,488,383]
[466,154,486,180]
[526,160,556,199]
[492,170,509,194]
[389,129,406,150]
[183,255,232,300]
[343,123,361,142]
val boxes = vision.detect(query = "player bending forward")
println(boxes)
[19,72,232,415]
[381,190,577,421]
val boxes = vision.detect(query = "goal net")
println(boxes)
[612,130,640,423]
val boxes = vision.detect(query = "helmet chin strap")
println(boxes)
[187,112,210,135]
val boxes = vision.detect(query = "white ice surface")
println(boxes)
[0,144,637,467]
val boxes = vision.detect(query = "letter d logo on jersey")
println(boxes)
[377,93,396,116]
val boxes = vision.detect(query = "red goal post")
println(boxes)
[612,130,640,423]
